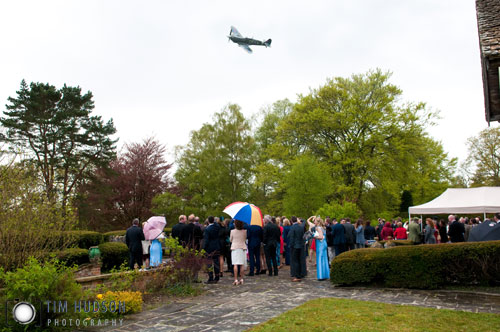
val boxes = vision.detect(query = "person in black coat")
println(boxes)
[263,215,281,276]
[343,218,356,251]
[184,214,203,250]
[332,220,346,257]
[172,215,187,245]
[203,216,221,283]
[447,215,465,243]
[125,218,145,270]
[247,224,263,276]
[363,221,377,240]
[287,216,305,281]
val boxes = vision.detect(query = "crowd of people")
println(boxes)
[129,212,500,284]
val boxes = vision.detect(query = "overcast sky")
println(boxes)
[0,0,497,168]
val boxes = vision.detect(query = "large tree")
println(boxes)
[251,99,293,214]
[1,80,117,212]
[272,69,455,217]
[77,137,173,230]
[465,127,500,186]
[282,155,332,217]
[175,104,255,217]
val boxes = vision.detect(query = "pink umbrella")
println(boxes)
[143,216,167,240]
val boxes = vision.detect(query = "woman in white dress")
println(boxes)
[230,219,247,285]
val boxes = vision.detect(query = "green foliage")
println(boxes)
[1,80,117,210]
[0,257,82,303]
[282,155,332,217]
[175,104,255,216]
[0,162,76,271]
[98,242,129,272]
[102,264,140,291]
[331,241,500,289]
[102,230,127,238]
[56,248,90,267]
[0,258,84,331]
[315,201,361,221]
[152,192,186,225]
[464,127,500,186]
[251,99,293,214]
[64,230,104,249]
[399,190,413,217]
[270,69,455,217]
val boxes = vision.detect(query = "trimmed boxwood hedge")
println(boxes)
[102,230,126,237]
[56,248,90,267]
[98,242,129,272]
[102,228,172,239]
[64,230,104,249]
[331,241,500,289]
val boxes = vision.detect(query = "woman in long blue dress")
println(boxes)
[307,217,330,280]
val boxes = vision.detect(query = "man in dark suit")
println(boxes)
[125,218,145,270]
[447,214,465,242]
[287,216,305,281]
[247,224,263,276]
[332,219,346,257]
[343,217,356,251]
[172,215,187,245]
[263,215,281,276]
[184,214,203,250]
[203,216,221,283]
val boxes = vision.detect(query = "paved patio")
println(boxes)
[88,264,500,332]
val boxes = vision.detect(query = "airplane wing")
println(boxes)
[238,44,253,54]
[230,26,243,37]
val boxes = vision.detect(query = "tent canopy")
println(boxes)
[409,187,500,215]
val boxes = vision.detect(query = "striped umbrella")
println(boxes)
[223,202,263,227]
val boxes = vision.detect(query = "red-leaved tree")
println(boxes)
[77,137,173,231]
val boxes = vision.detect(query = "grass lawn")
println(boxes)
[249,298,500,332]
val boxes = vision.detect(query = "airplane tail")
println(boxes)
[264,39,272,47]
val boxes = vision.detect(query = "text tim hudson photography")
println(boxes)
[6,299,127,328]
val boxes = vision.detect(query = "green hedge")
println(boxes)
[56,248,90,267]
[98,242,129,272]
[64,230,104,249]
[102,230,126,237]
[331,241,500,289]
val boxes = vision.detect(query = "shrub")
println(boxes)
[99,242,129,272]
[57,248,90,267]
[331,241,500,289]
[0,164,77,271]
[97,291,142,317]
[0,257,82,301]
[102,230,126,241]
[64,230,104,249]
[131,238,208,295]
[0,257,83,330]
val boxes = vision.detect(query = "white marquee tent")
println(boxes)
[408,187,500,219]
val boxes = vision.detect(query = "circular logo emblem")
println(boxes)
[12,302,36,325]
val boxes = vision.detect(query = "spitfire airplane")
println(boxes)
[228,26,272,54]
